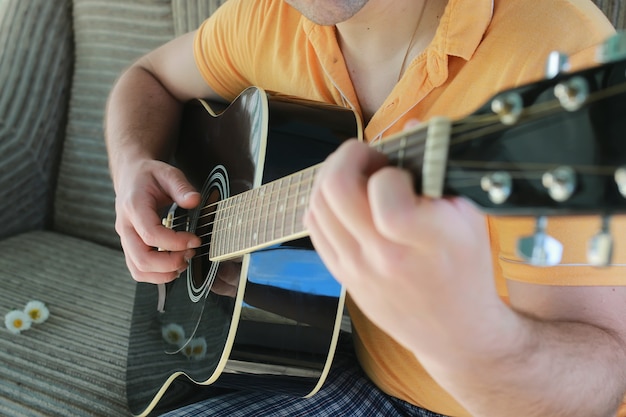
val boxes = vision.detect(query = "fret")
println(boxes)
[209,200,220,259]
[259,186,269,245]
[284,174,294,236]
[291,171,302,235]
[278,177,288,238]
[250,187,261,247]
[231,193,243,255]
[246,189,254,249]
[398,136,407,168]
[265,182,277,242]
[211,197,229,259]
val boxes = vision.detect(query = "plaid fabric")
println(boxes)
[160,334,449,417]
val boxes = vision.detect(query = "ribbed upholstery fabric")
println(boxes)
[0,1,221,416]
[172,0,227,37]
[0,0,73,240]
[0,231,135,417]
[53,0,175,248]
[595,0,626,29]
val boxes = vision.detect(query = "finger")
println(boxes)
[211,275,239,298]
[312,141,386,242]
[403,118,421,130]
[125,257,181,284]
[154,165,201,209]
[124,191,201,251]
[121,226,194,274]
[367,167,421,244]
[305,190,362,280]
[216,261,241,285]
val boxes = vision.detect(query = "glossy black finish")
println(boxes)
[444,58,626,215]
[126,88,359,416]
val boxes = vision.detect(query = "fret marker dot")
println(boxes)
[279,204,284,212]
[253,232,258,241]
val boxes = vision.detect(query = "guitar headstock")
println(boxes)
[443,33,626,266]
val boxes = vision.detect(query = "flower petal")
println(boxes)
[4,310,32,334]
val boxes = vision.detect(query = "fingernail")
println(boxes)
[187,238,201,249]
[184,249,195,262]
[183,191,199,200]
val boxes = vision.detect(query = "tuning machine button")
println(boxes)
[554,76,589,112]
[597,32,626,63]
[587,216,613,267]
[542,166,576,202]
[517,216,563,267]
[491,93,523,125]
[545,51,570,78]
[614,166,626,198]
[480,171,512,205]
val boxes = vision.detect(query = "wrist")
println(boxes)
[422,300,529,377]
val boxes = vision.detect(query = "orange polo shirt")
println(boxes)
[194,0,622,415]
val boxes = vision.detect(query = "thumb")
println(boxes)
[155,166,201,209]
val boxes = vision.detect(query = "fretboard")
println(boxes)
[209,165,319,261]
[208,120,440,261]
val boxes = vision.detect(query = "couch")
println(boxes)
[0,1,623,416]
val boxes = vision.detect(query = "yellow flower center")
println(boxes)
[13,319,23,328]
[29,310,40,321]
[168,331,179,342]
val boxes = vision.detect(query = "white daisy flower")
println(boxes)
[182,337,207,360]
[161,323,186,346]
[4,310,32,334]
[24,301,50,324]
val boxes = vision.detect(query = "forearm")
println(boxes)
[104,62,183,188]
[426,311,626,417]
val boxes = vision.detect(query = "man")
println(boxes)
[105,0,626,415]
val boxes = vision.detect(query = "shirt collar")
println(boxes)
[299,0,495,140]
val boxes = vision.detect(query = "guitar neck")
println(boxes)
[209,164,319,261]
[208,122,438,262]
[209,53,626,261]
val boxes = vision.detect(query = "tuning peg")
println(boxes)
[587,216,614,267]
[554,76,589,112]
[542,166,577,202]
[545,51,570,78]
[491,92,523,125]
[517,217,563,266]
[481,171,512,204]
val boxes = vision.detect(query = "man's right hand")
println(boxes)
[104,30,223,283]
[114,159,201,284]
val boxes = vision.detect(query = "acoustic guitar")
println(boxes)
[126,45,626,416]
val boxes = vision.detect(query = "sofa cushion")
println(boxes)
[594,0,625,28]
[0,0,73,240]
[53,0,176,249]
[0,231,134,416]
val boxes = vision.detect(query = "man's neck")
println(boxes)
[336,0,448,122]
[336,0,430,62]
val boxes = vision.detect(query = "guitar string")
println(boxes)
[168,79,626,258]
[178,119,626,258]
[174,77,626,230]
[169,112,493,229]
[174,114,612,236]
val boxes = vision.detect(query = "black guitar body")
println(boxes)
[126,88,360,416]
